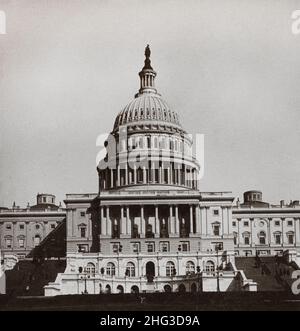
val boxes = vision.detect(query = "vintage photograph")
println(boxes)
[0,0,300,314]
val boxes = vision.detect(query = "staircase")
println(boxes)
[235,257,285,291]
[5,259,66,296]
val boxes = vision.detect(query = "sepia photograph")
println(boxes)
[0,0,300,321]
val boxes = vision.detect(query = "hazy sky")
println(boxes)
[0,0,300,207]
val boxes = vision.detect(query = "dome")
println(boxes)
[113,94,182,131]
[112,45,184,133]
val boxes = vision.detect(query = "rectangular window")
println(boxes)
[19,224,24,230]
[213,209,219,216]
[275,234,281,245]
[244,237,250,245]
[80,227,86,238]
[43,197,46,203]
[160,241,169,252]
[18,239,25,248]
[275,220,280,226]
[287,220,293,226]
[6,224,12,230]
[147,242,155,253]
[213,225,220,236]
[232,221,236,227]
[180,241,190,252]
[288,234,294,245]
[78,244,88,253]
[243,221,249,227]
[111,242,121,253]
[51,224,56,229]
[132,242,140,253]
[80,211,86,217]
[6,238,12,248]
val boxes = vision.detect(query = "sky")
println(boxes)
[0,0,300,208]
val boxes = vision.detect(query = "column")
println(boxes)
[141,205,145,237]
[152,162,155,183]
[196,204,201,234]
[190,205,194,234]
[143,166,147,184]
[295,218,300,245]
[155,205,160,238]
[107,206,111,236]
[161,163,164,183]
[125,164,128,185]
[120,206,124,235]
[169,205,175,236]
[175,205,179,235]
[110,169,114,188]
[117,165,120,186]
[101,207,106,235]
[134,165,137,184]
[126,206,131,237]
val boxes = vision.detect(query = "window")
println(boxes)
[213,209,219,216]
[106,262,116,276]
[78,244,88,253]
[213,224,220,236]
[233,232,238,245]
[160,241,169,252]
[18,238,25,248]
[180,241,190,252]
[112,243,121,253]
[126,262,135,277]
[275,220,280,226]
[51,224,56,229]
[6,224,12,230]
[205,261,215,274]
[43,197,46,203]
[243,232,250,245]
[35,224,40,230]
[80,227,86,238]
[243,221,249,227]
[259,231,266,245]
[186,261,195,274]
[232,221,236,227]
[19,224,24,230]
[274,232,281,245]
[80,211,86,217]
[287,232,294,245]
[5,238,12,248]
[34,235,41,247]
[132,242,140,253]
[85,263,95,276]
[147,242,155,253]
[287,220,293,226]
[166,261,175,276]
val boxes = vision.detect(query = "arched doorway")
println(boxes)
[164,284,172,293]
[116,285,124,294]
[178,284,186,293]
[131,285,139,294]
[146,261,155,282]
[105,284,111,294]
[191,283,197,293]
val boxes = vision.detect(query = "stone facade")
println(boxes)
[0,194,65,259]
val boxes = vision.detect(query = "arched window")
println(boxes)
[166,261,175,276]
[106,262,116,276]
[126,262,135,277]
[205,261,215,274]
[186,261,195,274]
[85,262,96,276]
[259,231,266,245]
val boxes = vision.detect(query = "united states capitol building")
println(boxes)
[1,46,300,295]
